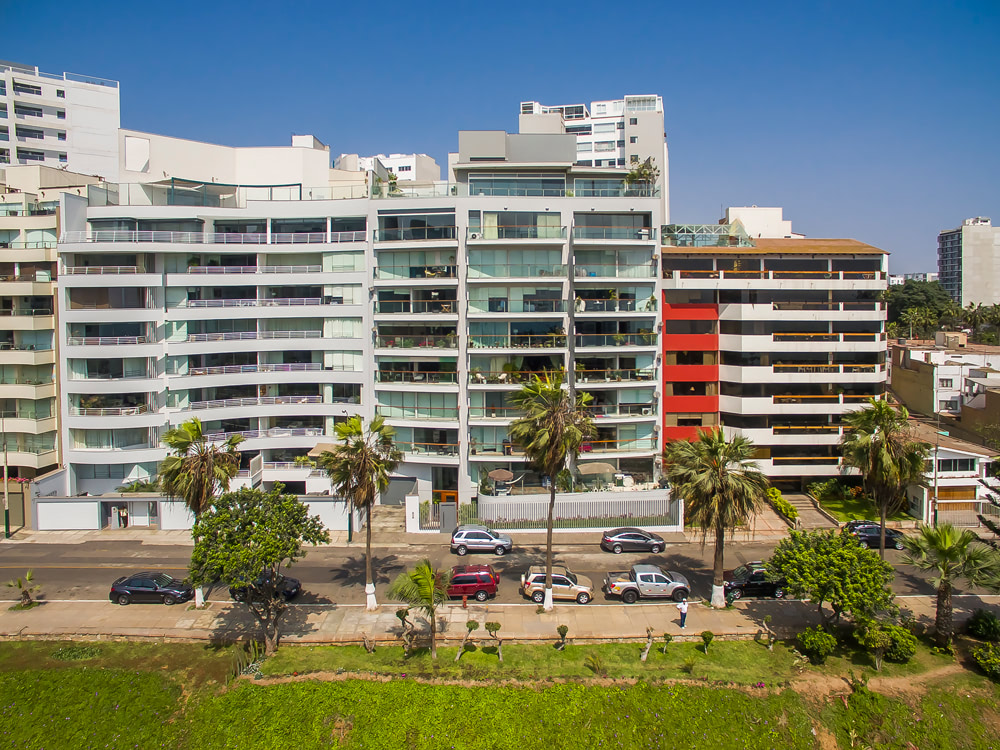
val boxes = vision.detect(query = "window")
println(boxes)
[13,82,42,96]
[57,132,66,141]
[629,117,638,125]
[56,89,65,98]
[595,103,607,115]
[938,378,953,388]
[593,123,616,134]
[396,164,411,171]
[937,458,975,473]
[577,141,592,152]
[594,141,615,152]
[58,153,67,163]
[617,158,625,166]
[630,154,639,164]
[14,105,43,118]
[939,399,959,411]
[17,149,45,162]
[56,110,65,119]
[15,127,43,139]
[629,136,638,144]
[616,121,624,129]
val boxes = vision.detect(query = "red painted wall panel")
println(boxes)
[661,364,719,382]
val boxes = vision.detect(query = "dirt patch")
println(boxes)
[867,663,965,700]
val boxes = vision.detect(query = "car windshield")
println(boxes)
[151,573,175,587]
[486,529,499,537]
[732,565,749,579]
[565,571,577,585]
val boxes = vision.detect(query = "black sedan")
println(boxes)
[109,572,194,606]
[723,562,786,600]
[600,527,665,554]
[229,572,302,603]
[844,521,906,550]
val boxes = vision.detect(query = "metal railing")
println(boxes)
[63,265,144,275]
[67,335,148,345]
[396,441,460,456]
[668,269,886,281]
[188,395,323,410]
[184,331,323,342]
[772,394,842,403]
[585,403,657,417]
[183,363,324,377]
[579,439,658,453]
[771,456,840,465]
[374,227,457,242]
[468,300,565,314]
[171,297,330,309]
[467,264,567,278]
[376,370,457,384]
[0,207,56,217]
[772,425,842,434]
[466,226,566,240]
[0,307,52,316]
[376,335,457,349]
[469,334,566,349]
[573,227,657,241]
[376,405,460,420]
[469,370,562,385]
[574,264,656,279]
[0,241,57,249]
[371,183,458,199]
[60,229,368,245]
[772,364,883,374]
[70,405,148,416]
[203,427,326,441]
[574,298,656,313]
[575,334,656,347]
[375,300,457,314]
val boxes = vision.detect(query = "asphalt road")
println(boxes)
[0,538,971,606]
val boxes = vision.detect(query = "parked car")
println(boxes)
[450,524,513,556]
[109,572,194,606]
[521,566,594,604]
[229,571,302,603]
[447,564,500,602]
[723,562,786,600]
[604,564,690,603]
[600,527,665,554]
[844,520,906,550]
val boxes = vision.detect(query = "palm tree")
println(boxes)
[662,429,770,608]
[901,523,1000,647]
[318,415,402,611]
[116,477,160,493]
[964,302,986,337]
[508,373,594,611]
[901,306,935,340]
[386,559,452,659]
[160,417,244,607]
[840,399,929,558]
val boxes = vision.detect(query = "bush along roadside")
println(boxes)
[968,609,1000,642]
[767,487,799,524]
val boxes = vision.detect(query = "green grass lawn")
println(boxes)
[1,639,998,749]
[816,493,912,523]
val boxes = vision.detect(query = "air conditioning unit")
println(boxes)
[641,407,653,416]
[469,232,481,240]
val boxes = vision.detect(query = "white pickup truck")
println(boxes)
[604,564,691,603]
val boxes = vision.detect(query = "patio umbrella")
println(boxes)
[307,442,337,458]
[488,468,514,482]
[577,462,616,475]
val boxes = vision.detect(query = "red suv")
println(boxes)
[447,565,500,602]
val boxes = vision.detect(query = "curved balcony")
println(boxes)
[66,335,150,346]
[188,395,325,411]
[203,426,325,442]
[70,405,149,417]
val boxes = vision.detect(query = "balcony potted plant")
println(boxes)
[470,436,479,455]
[638,328,655,345]
[575,360,587,383]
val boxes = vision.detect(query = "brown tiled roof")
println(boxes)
[907,419,995,456]
[735,238,886,255]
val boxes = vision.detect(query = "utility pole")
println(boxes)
[3,415,9,539]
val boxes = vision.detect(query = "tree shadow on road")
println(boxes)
[329,554,405,587]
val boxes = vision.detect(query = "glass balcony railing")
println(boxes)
[468,406,522,419]
[66,335,149,346]
[584,403,657,417]
[469,370,562,385]
[376,405,460,420]
[580,438,657,453]
[375,370,458,384]
[467,226,566,240]
[396,441,459,456]
[573,227,656,241]
[70,405,149,416]
[574,368,657,383]
[468,300,565,314]
[573,263,656,279]
[375,264,457,280]
[467,264,567,279]
[61,230,367,245]
[574,298,656,313]
[374,227,457,242]
[575,333,656,347]
[375,335,458,349]
[469,334,566,349]
[375,300,457,314]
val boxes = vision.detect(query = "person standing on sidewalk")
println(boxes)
[677,598,688,629]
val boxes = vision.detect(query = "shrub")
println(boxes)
[766,487,799,521]
[883,624,917,663]
[968,609,1000,642]
[700,631,714,655]
[797,625,837,664]
[972,642,1000,682]
[806,478,840,503]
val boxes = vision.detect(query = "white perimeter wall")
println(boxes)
[36,500,100,530]
[159,500,194,530]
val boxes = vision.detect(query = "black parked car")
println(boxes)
[229,572,302,603]
[723,562,786,600]
[844,521,906,550]
[600,527,665,554]
[109,572,194,606]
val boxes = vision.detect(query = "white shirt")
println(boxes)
[677,600,688,613]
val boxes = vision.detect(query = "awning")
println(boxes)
[578,462,616,475]
[307,442,338,458]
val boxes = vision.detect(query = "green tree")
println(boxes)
[901,523,1000,647]
[115,477,161,493]
[769,529,896,627]
[900,306,936,339]
[188,484,329,654]
[964,302,987,336]
[386,559,451,659]
[840,398,929,557]
[160,416,244,607]
[508,373,594,611]
[884,280,953,326]
[662,428,770,607]
[318,415,402,611]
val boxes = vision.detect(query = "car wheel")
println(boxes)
[116,594,131,606]
[455,545,467,556]
[576,592,591,605]
[730,588,743,600]
[857,539,869,549]
[672,588,689,602]
[894,539,905,550]
[774,588,785,599]
[621,590,638,604]
[531,590,545,604]
[162,594,176,606]
[649,544,662,554]
[612,544,623,554]
[494,545,507,556]
[475,590,489,602]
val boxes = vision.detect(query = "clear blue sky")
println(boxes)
[5,0,998,272]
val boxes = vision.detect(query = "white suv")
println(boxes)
[450,525,513,556]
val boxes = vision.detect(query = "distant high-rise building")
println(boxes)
[903,272,938,283]
[938,217,1000,305]
[0,61,120,180]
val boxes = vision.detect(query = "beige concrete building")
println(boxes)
[938,217,1000,305]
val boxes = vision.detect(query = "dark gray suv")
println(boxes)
[450,525,513,556]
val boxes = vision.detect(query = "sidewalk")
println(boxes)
[2,594,997,646]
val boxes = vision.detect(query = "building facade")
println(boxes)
[938,217,1000,306]
[660,225,888,485]
[1,61,120,180]
[334,153,441,182]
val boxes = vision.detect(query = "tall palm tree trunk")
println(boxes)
[544,481,556,611]
[711,516,726,607]
[430,605,438,659]
[364,502,377,611]
[878,495,887,559]
[935,581,953,647]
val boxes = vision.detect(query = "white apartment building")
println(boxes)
[0,61,120,180]
[724,207,804,240]
[518,95,668,219]
[1,165,102,481]
[938,217,1000,305]
[660,223,888,484]
[891,341,1000,415]
[39,127,676,530]
[334,153,440,182]
[888,274,906,286]
[904,272,938,283]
